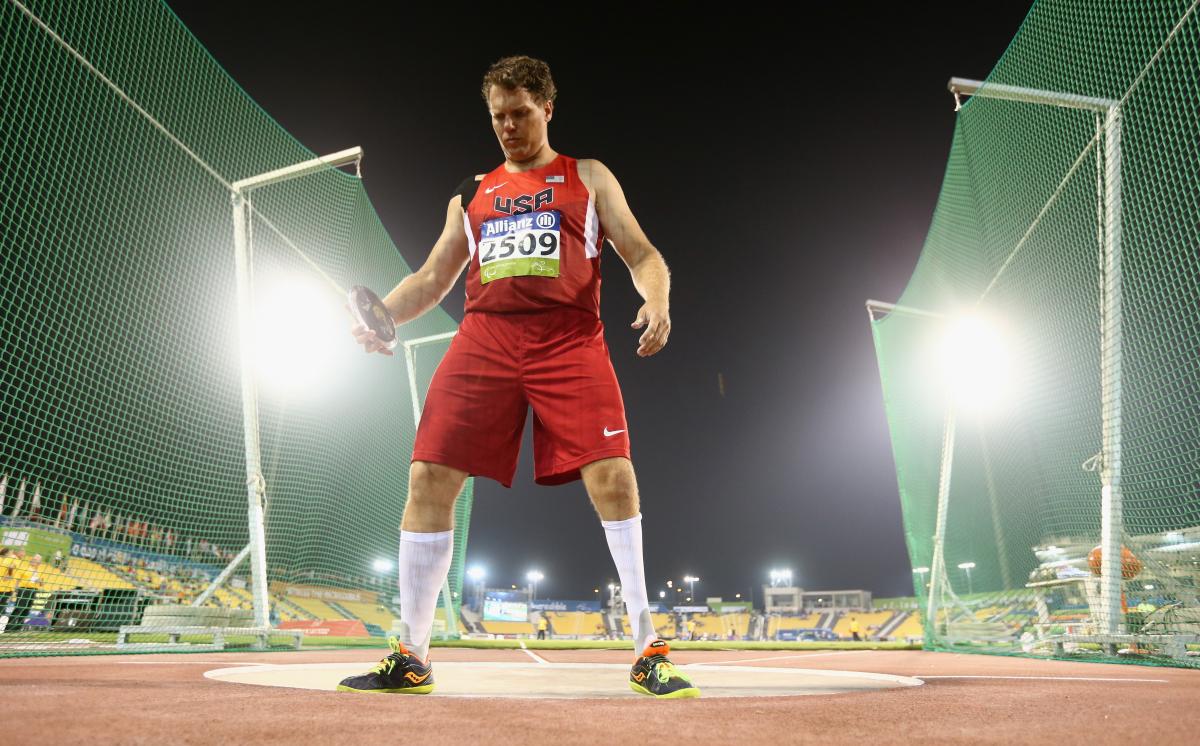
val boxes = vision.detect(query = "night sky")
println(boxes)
[169,2,1033,603]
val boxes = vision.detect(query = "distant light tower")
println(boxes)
[684,575,699,604]
[467,565,486,611]
[957,562,976,596]
[912,566,931,592]
[769,568,793,587]
[526,569,544,603]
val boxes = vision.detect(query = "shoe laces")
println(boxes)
[371,636,409,675]
[645,654,689,685]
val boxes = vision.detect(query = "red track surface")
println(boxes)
[3,648,1197,744]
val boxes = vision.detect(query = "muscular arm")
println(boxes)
[382,196,471,325]
[352,196,470,355]
[579,159,671,357]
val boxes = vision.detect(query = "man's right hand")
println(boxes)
[351,321,395,356]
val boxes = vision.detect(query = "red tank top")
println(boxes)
[460,155,604,316]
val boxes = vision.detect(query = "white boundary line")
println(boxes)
[108,660,267,666]
[518,640,549,665]
[918,675,1168,683]
[687,650,866,667]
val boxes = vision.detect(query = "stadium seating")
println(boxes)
[888,612,924,640]
[765,613,822,637]
[650,612,676,637]
[339,600,396,629]
[831,610,894,639]
[690,612,751,638]
[480,619,534,636]
[287,595,344,620]
[547,611,606,637]
[65,558,134,590]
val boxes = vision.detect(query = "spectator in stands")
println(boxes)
[5,553,42,632]
[0,547,16,615]
[536,614,549,640]
[849,616,862,642]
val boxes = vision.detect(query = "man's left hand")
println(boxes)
[631,302,670,357]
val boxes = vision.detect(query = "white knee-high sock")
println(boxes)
[397,529,454,661]
[601,513,657,652]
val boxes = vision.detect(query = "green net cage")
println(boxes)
[0,0,469,655]
[870,0,1200,666]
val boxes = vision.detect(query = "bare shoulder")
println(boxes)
[576,158,614,193]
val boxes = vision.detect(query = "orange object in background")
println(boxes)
[1087,545,1143,579]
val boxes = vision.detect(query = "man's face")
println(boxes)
[488,85,552,162]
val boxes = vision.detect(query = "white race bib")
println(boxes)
[478,210,561,284]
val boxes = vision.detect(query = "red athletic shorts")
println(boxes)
[411,308,631,487]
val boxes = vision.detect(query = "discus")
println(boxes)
[348,285,397,351]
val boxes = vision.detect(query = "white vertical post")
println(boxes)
[947,79,1125,643]
[1099,106,1124,637]
[980,433,1013,589]
[926,406,957,632]
[231,193,271,629]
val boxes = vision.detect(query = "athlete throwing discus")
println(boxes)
[339,56,697,698]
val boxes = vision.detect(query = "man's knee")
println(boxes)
[582,457,640,519]
[404,462,467,531]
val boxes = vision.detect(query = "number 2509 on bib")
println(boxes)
[478,209,561,284]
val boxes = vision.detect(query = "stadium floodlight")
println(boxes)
[940,315,1011,412]
[957,562,977,596]
[684,575,699,602]
[526,570,544,602]
[253,275,347,396]
[372,559,392,573]
[659,590,666,599]
[466,565,486,612]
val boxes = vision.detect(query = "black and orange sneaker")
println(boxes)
[629,640,700,698]
[336,636,434,694]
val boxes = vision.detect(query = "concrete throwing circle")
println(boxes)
[204,661,923,699]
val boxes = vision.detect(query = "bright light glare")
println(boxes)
[526,570,544,582]
[372,559,392,573]
[467,565,486,582]
[940,315,1010,410]
[253,276,346,395]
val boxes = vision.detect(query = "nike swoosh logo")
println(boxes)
[604,428,625,437]
[485,183,508,194]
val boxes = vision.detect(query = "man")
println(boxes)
[338,55,697,699]
[849,616,862,642]
[536,614,549,641]
[0,548,16,633]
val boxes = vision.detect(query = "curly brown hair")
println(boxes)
[481,55,557,105]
